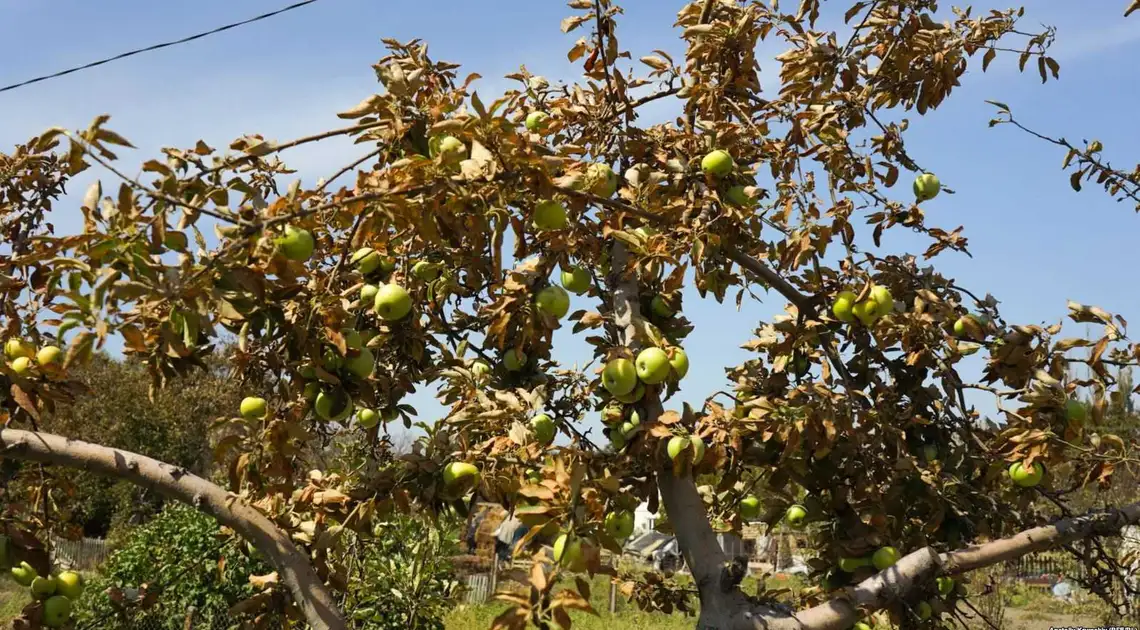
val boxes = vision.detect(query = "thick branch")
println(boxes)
[0,429,345,630]
[743,499,1140,630]
[608,242,742,618]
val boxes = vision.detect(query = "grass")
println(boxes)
[445,571,812,630]
[0,573,31,622]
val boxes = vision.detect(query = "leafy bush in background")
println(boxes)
[343,514,463,630]
[73,504,272,630]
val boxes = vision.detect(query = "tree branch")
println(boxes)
[738,499,1140,630]
[0,429,346,630]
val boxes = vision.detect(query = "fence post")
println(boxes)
[489,559,498,603]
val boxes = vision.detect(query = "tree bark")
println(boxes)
[737,499,1140,630]
[0,429,346,630]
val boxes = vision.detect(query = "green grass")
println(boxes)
[0,573,31,622]
[445,571,812,629]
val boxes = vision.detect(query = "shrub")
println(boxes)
[342,514,463,630]
[73,504,272,629]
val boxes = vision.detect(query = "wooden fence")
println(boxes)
[49,535,111,571]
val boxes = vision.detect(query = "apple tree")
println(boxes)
[2,1,1140,629]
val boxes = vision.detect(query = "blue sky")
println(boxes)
[2,1,1139,438]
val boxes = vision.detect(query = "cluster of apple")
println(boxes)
[4,338,64,379]
[831,284,894,328]
[5,555,83,628]
[599,346,689,446]
[700,148,760,210]
[551,507,636,573]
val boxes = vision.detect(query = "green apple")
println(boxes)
[739,496,761,519]
[609,430,627,451]
[535,285,571,320]
[357,408,380,429]
[913,172,941,201]
[724,185,755,208]
[36,346,62,367]
[411,261,442,281]
[345,348,375,379]
[352,248,383,275]
[635,347,671,385]
[435,135,467,163]
[666,435,688,460]
[915,600,933,620]
[832,291,857,323]
[852,300,880,327]
[4,338,34,360]
[11,561,36,586]
[923,445,939,463]
[953,314,985,340]
[784,504,807,527]
[587,163,618,197]
[373,283,413,321]
[9,356,33,376]
[471,360,492,379]
[531,413,556,446]
[936,576,954,597]
[240,397,268,420]
[42,595,72,628]
[302,381,320,402]
[613,383,645,404]
[341,329,363,350]
[360,283,379,305]
[602,358,638,396]
[853,622,873,630]
[553,533,585,571]
[668,347,689,380]
[561,266,591,294]
[163,231,189,251]
[1065,399,1087,423]
[690,436,706,465]
[275,225,315,262]
[55,571,83,599]
[31,575,57,599]
[701,150,735,177]
[619,420,637,437]
[650,295,675,318]
[504,348,528,371]
[872,546,901,570]
[870,285,893,314]
[604,510,635,541]
[533,200,569,231]
[443,462,480,493]
[525,111,550,132]
[314,389,353,423]
[1009,461,1044,487]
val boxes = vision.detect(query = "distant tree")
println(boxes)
[40,352,241,537]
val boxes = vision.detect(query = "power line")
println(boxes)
[0,0,323,95]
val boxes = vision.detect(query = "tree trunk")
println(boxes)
[0,429,346,630]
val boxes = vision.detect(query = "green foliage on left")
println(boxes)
[41,353,242,537]
[72,504,272,630]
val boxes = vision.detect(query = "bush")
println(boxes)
[73,504,272,630]
[342,514,463,630]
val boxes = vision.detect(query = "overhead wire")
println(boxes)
[0,0,324,95]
